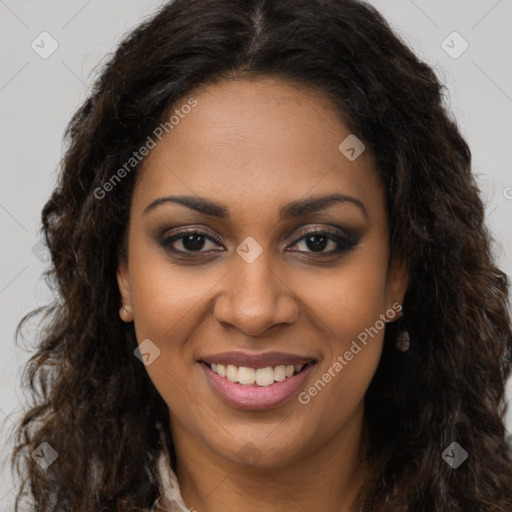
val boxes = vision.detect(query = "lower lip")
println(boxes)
[199,361,315,410]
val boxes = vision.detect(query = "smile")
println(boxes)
[206,361,307,386]
[199,360,316,410]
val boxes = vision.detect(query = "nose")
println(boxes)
[213,252,299,337]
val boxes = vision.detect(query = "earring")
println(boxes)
[384,303,404,324]
[396,328,410,352]
[119,304,133,322]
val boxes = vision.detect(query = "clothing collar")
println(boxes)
[151,426,190,512]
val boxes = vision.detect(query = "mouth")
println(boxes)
[200,360,314,387]
[198,359,317,410]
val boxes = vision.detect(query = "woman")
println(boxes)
[11,0,512,510]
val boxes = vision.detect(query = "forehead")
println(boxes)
[131,77,385,222]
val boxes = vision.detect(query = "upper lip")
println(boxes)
[199,351,317,369]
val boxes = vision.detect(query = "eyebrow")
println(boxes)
[142,193,368,220]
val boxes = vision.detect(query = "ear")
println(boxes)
[385,258,409,311]
[117,258,132,308]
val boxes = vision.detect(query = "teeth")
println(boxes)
[256,367,274,386]
[274,365,286,382]
[208,362,307,387]
[238,366,256,385]
[226,364,238,383]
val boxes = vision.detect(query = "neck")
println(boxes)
[170,403,368,512]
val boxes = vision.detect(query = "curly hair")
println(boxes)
[9,0,512,510]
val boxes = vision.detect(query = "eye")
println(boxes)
[159,226,358,258]
[287,227,358,256]
[160,228,223,254]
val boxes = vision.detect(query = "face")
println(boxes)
[117,77,408,470]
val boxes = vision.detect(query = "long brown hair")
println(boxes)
[10,0,512,510]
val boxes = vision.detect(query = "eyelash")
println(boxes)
[159,226,358,259]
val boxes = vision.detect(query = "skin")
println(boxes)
[117,77,408,512]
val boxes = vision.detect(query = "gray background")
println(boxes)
[1,0,511,508]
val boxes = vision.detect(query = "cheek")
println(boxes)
[126,243,227,412]
[296,251,389,412]
[128,242,216,342]
[298,250,389,345]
